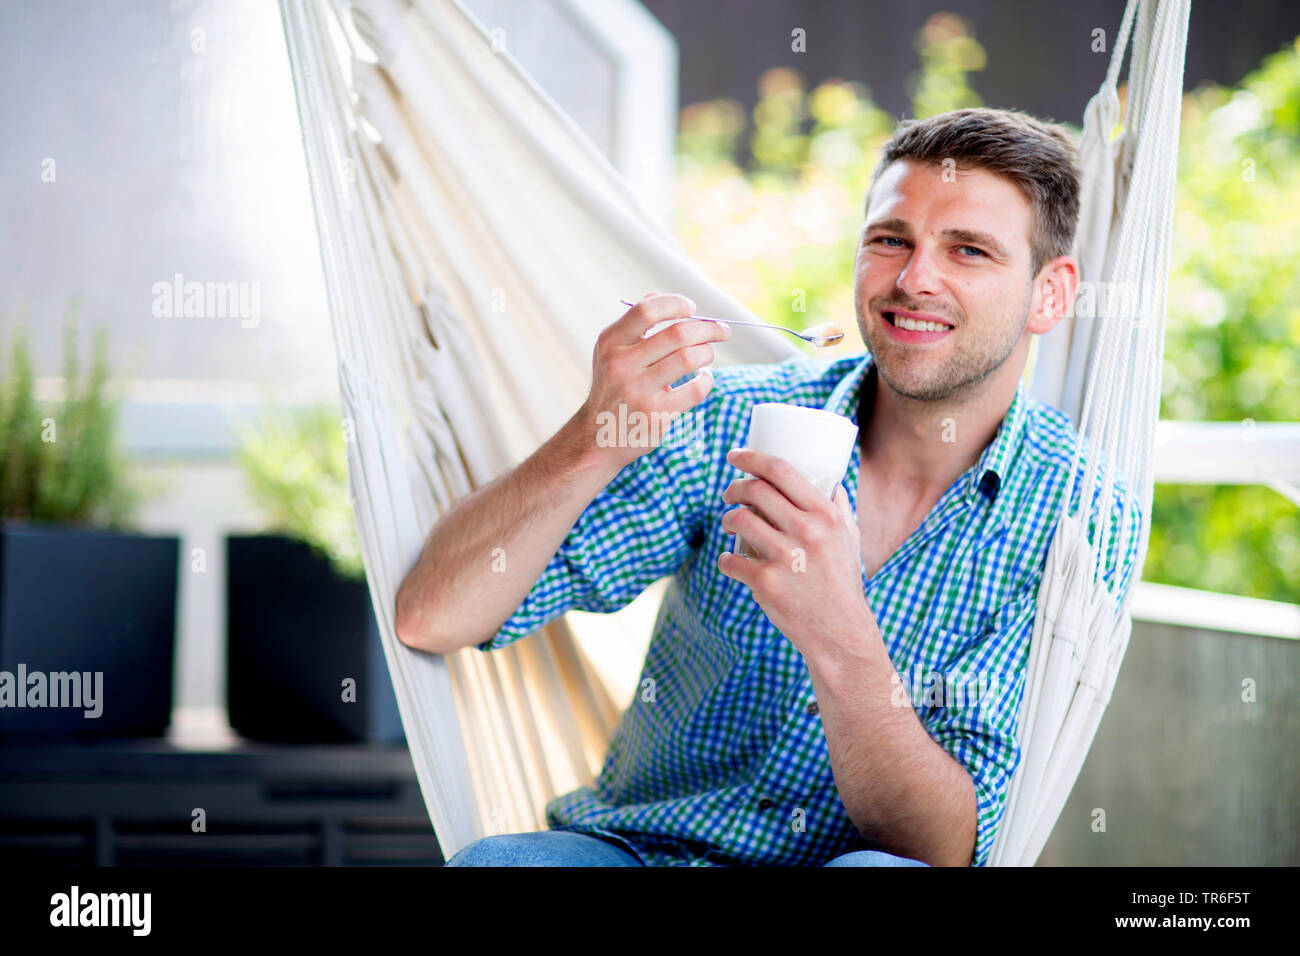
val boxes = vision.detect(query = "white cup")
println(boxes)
[731,402,859,560]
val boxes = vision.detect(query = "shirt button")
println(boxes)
[805,700,819,715]
[757,797,774,810]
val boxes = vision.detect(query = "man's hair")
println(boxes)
[864,107,1081,277]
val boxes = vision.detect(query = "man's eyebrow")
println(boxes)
[863,217,911,236]
[943,228,1010,260]
[862,218,1011,260]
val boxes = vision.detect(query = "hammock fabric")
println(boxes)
[277,0,1188,865]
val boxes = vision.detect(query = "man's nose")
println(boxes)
[896,243,946,299]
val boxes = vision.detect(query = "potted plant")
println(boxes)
[227,404,403,744]
[0,305,178,740]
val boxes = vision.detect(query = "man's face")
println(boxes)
[854,159,1037,403]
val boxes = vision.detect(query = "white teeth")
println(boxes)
[892,314,949,332]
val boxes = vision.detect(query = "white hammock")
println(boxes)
[276,0,1187,865]
[998,0,1187,865]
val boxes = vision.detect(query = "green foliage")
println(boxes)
[0,304,141,528]
[1144,36,1300,601]
[233,404,364,581]
[1163,40,1300,423]
[908,12,987,118]
[673,18,1300,601]
[1145,485,1299,601]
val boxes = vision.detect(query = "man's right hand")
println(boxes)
[566,292,730,474]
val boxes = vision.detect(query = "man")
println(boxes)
[395,107,1141,867]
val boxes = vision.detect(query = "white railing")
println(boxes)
[1154,420,1300,506]
[1131,581,1300,641]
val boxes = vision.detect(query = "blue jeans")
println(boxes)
[443,829,930,867]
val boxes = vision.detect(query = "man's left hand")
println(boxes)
[718,447,873,658]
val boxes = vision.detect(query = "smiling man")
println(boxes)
[395,107,1142,867]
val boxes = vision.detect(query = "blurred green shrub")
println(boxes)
[233,404,364,581]
[0,304,141,528]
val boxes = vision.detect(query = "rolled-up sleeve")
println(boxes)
[477,391,725,653]
[920,591,1036,867]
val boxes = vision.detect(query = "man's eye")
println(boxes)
[872,236,905,248]
[958,245,986,257]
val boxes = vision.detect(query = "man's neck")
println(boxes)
[858,356,1022,500]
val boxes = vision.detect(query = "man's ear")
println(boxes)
[1028,255,1079,334]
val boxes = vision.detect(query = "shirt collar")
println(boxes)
[822,351,1028,511]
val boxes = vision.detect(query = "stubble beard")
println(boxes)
[856,285,1032,404]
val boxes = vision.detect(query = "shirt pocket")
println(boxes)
[891,621,991,715]
[913,594,1036,718]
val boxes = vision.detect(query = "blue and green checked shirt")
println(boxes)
[477,350,1140,866]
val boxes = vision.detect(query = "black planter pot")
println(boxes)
[225,534,403,744]
[0,523,178,739]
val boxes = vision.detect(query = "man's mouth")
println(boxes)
[882,309,955,332]
[880,309,955,343]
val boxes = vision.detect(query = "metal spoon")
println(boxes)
[619,299,845,348]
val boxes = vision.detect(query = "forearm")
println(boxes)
[806,623,978,867]
[394,411,621,654]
